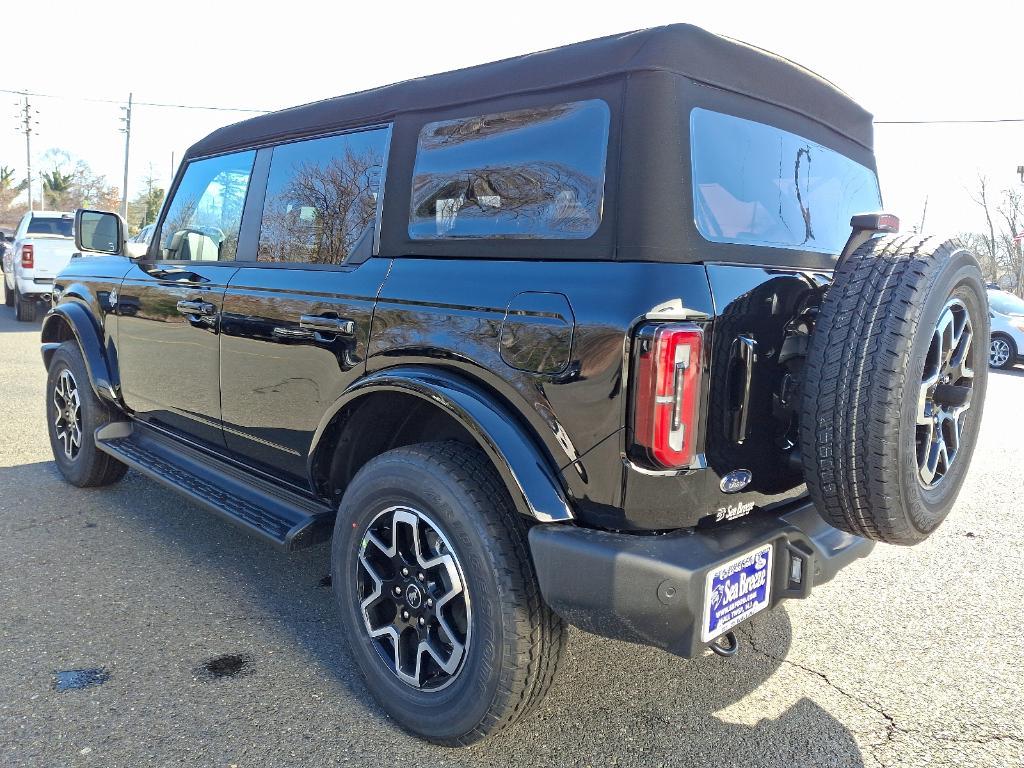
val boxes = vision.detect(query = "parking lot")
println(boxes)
[1,302,1022,768]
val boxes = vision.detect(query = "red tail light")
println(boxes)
[20,244,34,269]
[631,323,703,469]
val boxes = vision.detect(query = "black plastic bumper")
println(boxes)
[528,501,874,658]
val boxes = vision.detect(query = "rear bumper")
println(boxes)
[528,500,874,658]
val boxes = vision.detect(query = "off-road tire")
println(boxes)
[3,281,13,307]
[331,441,565,745]
[46,342,129,487]
[801,234,988,545]
[14,288,37,322]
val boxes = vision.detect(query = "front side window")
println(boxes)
[409,99,610,240]
[690,108,882,254]
[258,128,389,264]
[159,150,255,261]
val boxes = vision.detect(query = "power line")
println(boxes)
[876,118,1024,125]
[0,87,269,113]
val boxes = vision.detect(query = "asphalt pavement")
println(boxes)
[1,298,1022,767]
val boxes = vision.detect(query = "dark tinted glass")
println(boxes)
[258,128,389,264]
[27,216,74,237]
[409,99,610,240]
[159,151,255,261]
[690,108,881,254]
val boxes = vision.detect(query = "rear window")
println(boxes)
[409,99,610,240]
[27,216,74,238]
[690,108,881,254]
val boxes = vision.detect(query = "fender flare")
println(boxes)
[310,366,574,523]
[40,301,121,405]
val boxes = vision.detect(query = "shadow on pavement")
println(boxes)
[1,459,867,766]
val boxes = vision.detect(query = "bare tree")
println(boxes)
[967,174,1024,295]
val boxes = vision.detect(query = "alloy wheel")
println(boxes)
[53,368,83,461]
[916,298,974,488]
[989,338,1011,368]
[356,505,471,691]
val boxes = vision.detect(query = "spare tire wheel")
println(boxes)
[800,234,988,545]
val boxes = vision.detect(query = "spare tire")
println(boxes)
[800,234,988,545]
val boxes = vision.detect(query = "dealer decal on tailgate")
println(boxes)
[701,543,773,642]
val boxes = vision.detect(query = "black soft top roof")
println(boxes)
[186,24,873,160]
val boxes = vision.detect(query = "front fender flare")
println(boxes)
[41,302,120,405]
[311,366,574,523]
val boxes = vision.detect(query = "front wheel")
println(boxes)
[46,342,128,487]
[989,334,1016,369]
[331,441,565,745]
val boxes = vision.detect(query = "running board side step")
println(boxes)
[95,422,335,550]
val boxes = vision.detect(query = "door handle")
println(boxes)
[298,315,356,335]
[726,335,756,444]
[176,299,216,317]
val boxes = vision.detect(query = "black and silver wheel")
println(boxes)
[989,334,1016,369]
[332,441,565,745]
[916,299,975,487]
[357,505,471,691]
[46,342,128,487]
[802,235,989,545]
[52,369,84,462]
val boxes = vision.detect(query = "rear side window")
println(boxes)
[258,127,390,264]
[27,216,74,237]
[690,108,881,254]
[409,99,610,240]
[160,151,255,261]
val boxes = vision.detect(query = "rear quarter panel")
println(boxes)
[368,257,715,525]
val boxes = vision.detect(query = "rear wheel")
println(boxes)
[3,279,13,307]
[331,441,565,745]
[801,235,988,545]
[46,342,128,487]
[989,334,1016,369]
[14,288,37,322]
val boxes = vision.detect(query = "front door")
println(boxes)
[116,150,257,449]
[218,126,392,483]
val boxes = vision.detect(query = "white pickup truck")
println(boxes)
[2,211,76,322]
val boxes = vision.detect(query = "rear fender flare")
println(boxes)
[310,366,574,522]
[40,301,121,405]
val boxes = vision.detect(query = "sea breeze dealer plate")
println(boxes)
[701,543,773,643]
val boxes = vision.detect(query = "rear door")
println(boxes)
[219,126,392,484]
[116,150,256,450]
[690,108,883,518]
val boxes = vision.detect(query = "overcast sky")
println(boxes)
[1,1,1021,235]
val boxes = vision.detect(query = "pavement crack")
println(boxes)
[741,629,898,748]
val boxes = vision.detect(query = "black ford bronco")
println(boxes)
[44,25,987,744]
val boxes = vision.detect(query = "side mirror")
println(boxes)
[75,209,128,256]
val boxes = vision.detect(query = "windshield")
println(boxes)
[27,216,74,238]
[990,290,1024,316]
[690,109,881,254]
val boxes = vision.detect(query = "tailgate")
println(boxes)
[24,237,76,279]
[701,263,829,521]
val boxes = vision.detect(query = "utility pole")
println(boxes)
[918,195,928,234]
[17,94,36,211]
[120,92,133,218]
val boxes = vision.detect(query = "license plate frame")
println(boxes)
[701,543,773,643]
